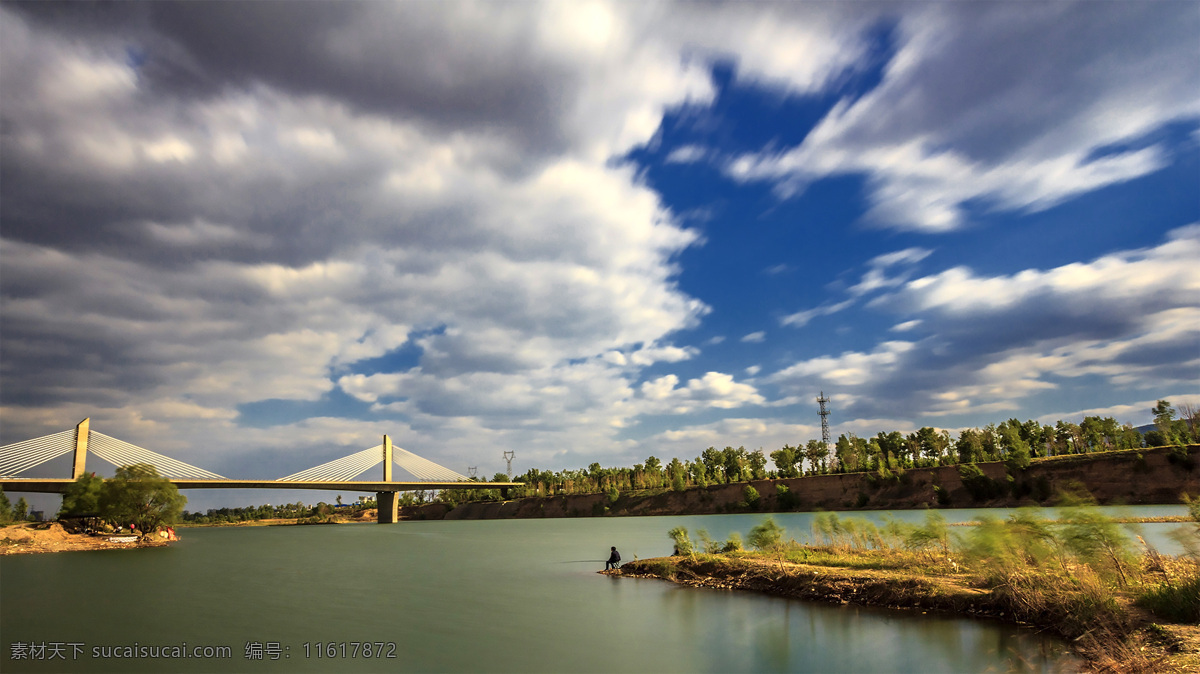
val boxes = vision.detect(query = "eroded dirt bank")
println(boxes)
[402,445,1199,521]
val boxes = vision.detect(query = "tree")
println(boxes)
[666,457,687,492]
[59,473,104,517]
[955,428,983,464]
[875,431,906,468]
[747,449,768,480]
[770,445,800,478]
[14,497,29,522]
[98,464,187,536]
[804,439,829,474]
[701,447,725,484]
[0,490,12,524]
[914,427,949,464]
[722,446,748,483]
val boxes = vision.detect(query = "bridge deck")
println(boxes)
[0,479,523,494]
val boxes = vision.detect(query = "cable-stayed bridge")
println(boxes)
[0,419,521,523]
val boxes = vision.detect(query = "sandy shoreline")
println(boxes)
[0,522,170,555]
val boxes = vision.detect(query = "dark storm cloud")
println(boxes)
[856,1,1200,163]
[10,1,578,156]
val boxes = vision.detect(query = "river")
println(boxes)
[2,505,1190,673]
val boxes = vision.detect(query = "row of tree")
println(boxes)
[443,400,1198,503]
[180,495,378,524]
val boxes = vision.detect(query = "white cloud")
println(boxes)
[769,226,1200,421]
[1035,394,1200,428]
[741,331,766,343]
[780,299,854,327]
[646,419,819,457]
[664,144,708,164]
[726,2,1200,231]
[638,372,765,415]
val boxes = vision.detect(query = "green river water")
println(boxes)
[2,505,1190,673]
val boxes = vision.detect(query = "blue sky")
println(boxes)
[1,1,1197,511]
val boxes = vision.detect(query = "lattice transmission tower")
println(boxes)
[503,450,515,481]
[817,391,831,447]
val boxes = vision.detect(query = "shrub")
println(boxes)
[904,511,950,554]
[722,532,744,552]
[696,529,723,554]
[1136,570,1200,623]
[1057,498,1136,586]
[668,526,694,556]
[742,485,760,510]
[958,463,1003,501]
[748,516,784,551]
[1167,445,1195,470]
[776,484,800,510]
[933,484,950,506]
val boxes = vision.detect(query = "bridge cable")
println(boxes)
[276,446,381,482]
[393,446,467,481]
[0,430,76,477]
[87,432,226,480]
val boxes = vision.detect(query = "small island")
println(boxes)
[610,502,1200,674]
[0,464,184,555]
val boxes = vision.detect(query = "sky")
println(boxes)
[2,1,1198,512]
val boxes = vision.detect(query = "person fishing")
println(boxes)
[606,546,621,570]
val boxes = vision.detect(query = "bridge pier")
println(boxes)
[376,491,399,524]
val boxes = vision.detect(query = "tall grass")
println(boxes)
[1135,492,1200,623]
[683,496,1200,629]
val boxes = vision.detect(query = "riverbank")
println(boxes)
[404,445,1199,521]
[0,522,170,555]
[613,553,1200,673]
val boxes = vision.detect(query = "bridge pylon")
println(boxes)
[72,418,89,480]
[383,435,392,482]
[378,434,398,523]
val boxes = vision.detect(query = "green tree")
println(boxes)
[914,426,949,464]
[98,464,187,536]
[747,449,768,479]
[722,446,748,483]
[0,490,13,524]
[14,497,29,522]
[998,423,1031,471]
[770,445,800,478]
[701,447,725,484]
[59,473,105,517]
[804,439,829,474]
[875,431,906,468]
[833,436,855,473]
[955,428,984,464]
